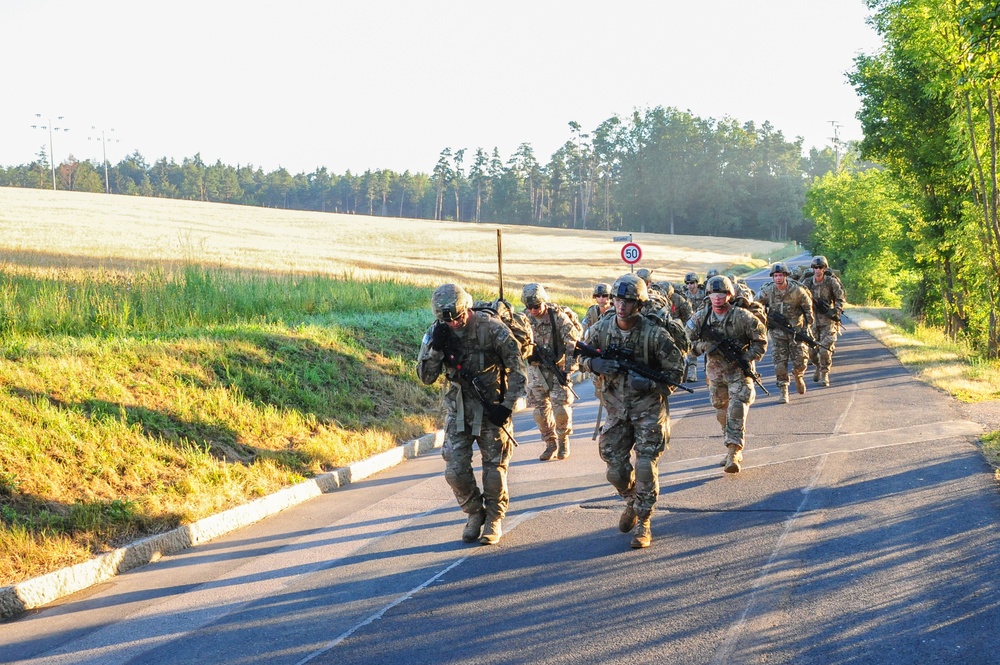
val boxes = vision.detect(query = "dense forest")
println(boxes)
[1,106,838,243]
[807,0,1000,356]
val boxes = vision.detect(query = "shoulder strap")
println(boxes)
[548,307,564,358]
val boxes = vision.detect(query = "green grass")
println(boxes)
[0,266,442,584]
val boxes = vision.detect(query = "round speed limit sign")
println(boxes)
[621,242,642,265]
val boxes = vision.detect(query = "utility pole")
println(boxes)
[31,114,69,190]
[828,120,844,171]
[89,127,119,193]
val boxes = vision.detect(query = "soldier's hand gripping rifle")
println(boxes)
[813,298,842,323]
[699,326,771,396]
[529,345,579,399]
[433,322,519,446]
[767,311,832,352]
[573,341,695,394]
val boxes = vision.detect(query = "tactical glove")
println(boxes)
[627,372,655,391]
[430,321,450,352]
[486,403,513,426]
[590,358,620,375]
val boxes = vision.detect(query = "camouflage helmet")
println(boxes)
[431,283,473,322]
[706,268,720,279]
[705,275,735,298]
[769,262,790,276]
[611,273,649,302]
[521,283,549,308]
[593,283,611,298]
[635,268,653,285]
[790,265,804,280]
[651,281,675,298]
[684,272,699,285]
[811,255,829,269]
[734,281,755,302]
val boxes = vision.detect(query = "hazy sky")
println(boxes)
[4,0,882,176]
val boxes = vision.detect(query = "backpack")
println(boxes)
[732,284,767,327]
[472,298,535,360]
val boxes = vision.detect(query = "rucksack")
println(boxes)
[472,298,535,361]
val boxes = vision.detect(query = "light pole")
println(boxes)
[89,127,118,193]
[31,114,69,190]
[828,120,844,171]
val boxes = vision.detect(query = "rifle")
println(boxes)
[698,325,770,396]
[530,345,579,399]
[768,311,832,351]
[435,322,519,446]
[573,340,695,394]
[813,297,842,323]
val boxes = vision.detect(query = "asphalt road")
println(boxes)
[3,279,998,664]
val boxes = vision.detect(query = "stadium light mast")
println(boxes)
[31,114,69,190]
[89,126,118,193]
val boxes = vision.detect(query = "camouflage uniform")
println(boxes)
[756,269,814,399]
[581,274,684,546]
[804,260,846,384]
[680,274,706,382]
[417,285,527,544]
[687,281,767,456]
[523,285,581,460]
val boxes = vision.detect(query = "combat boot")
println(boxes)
[480,518,502,545]
[556,437,570,460]
[539,440,557,461]
[820,371,830,387]
[813,367,822,383]
[779,384,790,404]
[630,517,652,548]
[462,509,486,543]
[795,374,807,395]
[619,503,638,532]
[724,444,743,474]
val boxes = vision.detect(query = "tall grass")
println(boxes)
[0,265,443,584]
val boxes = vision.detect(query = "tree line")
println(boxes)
[2,107,838,243]
[805,0,1000,357]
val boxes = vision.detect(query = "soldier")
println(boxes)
[522,283,581,461]
[583,283,613,334]
[757,262,814,403]
[687,276,767,473]
[803,255,845,386]
[417,284,527,545]
[680,272,705,382]
[651,281,693,324]
[636,268,669,311]
[580,274,684,548]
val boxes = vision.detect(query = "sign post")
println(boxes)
[621,242,642,272]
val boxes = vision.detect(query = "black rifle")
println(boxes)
[530,345,579,399]
[698,325,770,396]
[573,340,694,394]
[768,311,832,351]
[435,322,519,445]
[813,297,842,322]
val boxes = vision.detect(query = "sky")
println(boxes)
[3,0,883,176]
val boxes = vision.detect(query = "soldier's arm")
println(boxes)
[747,315,768,362]
[801,288,814,329]
[832,279,846,314]
[416,325,445,385]
[653,328,684,392]
[495,327,527,406]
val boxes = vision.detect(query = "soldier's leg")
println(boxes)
[552,382,574,459]
[442,417,484,541]
[632,408,668,517]
[791,341,808,395]
[817,324,838,385]
[476,424,515,545]
[709,379,730,431]
[598,417,636,500]
[723,378,755,474]
[772,336,790,402]
[527,367,557,459]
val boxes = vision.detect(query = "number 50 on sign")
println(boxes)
[621,242,642,265]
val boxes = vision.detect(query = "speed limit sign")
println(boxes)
[621,242,642,265]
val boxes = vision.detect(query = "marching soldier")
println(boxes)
[417,284,527,545]
[579,274,684,548]
[757,262,814,403]
[803,255,846,386]
[680,272,705,382]
[583,283,613,334]
[687,276,767,473]
[522,283,581,461]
